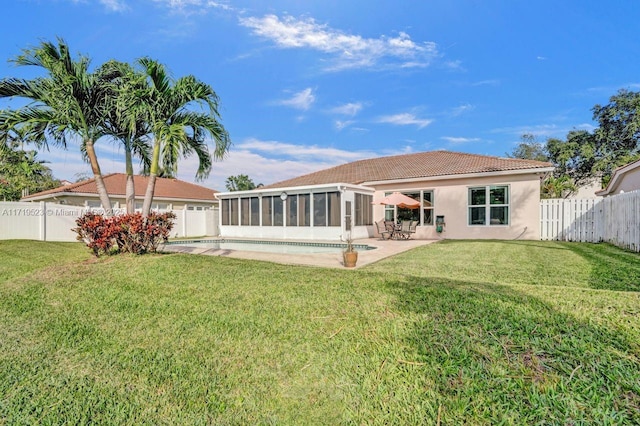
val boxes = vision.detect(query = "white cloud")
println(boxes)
[150,0,233,14]
[376,113,433,129]
[100,0,127,11]
[441,136,481,145]
[236,138,374,161]
[276,88,316,111]
[175,138,379,189]
[335,120,354,131]
[329,102,363,116]
[491,123,596,137]
[450,103,474,116]
[239,14,439,71]
[585,83,640,95]
[69,0,128,11]
[470,79,500,87]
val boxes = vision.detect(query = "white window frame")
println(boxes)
[467,185,510,226]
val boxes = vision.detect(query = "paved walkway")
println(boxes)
[161,237,439,269]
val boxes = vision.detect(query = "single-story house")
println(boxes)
[22,173,218,211]
[215,151,554,241]
[595,158,640,197]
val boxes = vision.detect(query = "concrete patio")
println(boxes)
[161,237,440,269]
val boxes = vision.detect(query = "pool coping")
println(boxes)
[160,237,439,269]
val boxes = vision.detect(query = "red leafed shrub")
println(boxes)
[74,212,176,256]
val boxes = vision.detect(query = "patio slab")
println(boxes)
[161,237,440,269]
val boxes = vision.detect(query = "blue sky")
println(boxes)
[2,0,639,190]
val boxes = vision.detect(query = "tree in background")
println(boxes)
[506,133,549,162]
[510,89,640,197]
[225,174,261,191]
[0,39,115,214]
[592,89,640,177]
[541,175,576,199]
[546,130,598,189]
[0,146,59,201]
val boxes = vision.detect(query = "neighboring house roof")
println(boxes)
[263,151,554,189]
[22,173,218,202]
[596,158,640,196]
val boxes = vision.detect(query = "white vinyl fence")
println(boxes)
[0,201,219,242]
[540,190,640,252]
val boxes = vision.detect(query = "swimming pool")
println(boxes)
[165,239,376,255]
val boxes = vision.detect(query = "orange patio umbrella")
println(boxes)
[372,192,420,209]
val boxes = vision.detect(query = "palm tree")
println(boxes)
[135,58,230,217]
[99,60,152,213]
[225,174,258,191]
[542,175,576,199]
[0,39,115,214]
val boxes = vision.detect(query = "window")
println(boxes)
[239,197,260,226]
[298,194,310,226]
[287,195,298,226]
[262,196,273,226]
[250,197,259,225]
[274,197,284,226]
[221,199,230,225]
[241,198,250,225]
[397,192,420,223]
[230,198,239,225]
[384,190,433,225]
[221,198,239,225]
[468,185,509,226]
[422,191,434,225]
[313,191,341,227]
[313,193,326,226]
[328,192,340,226]
[355,193,373,226]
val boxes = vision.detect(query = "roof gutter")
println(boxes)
[363,167,555,186]
[215,182,375,199]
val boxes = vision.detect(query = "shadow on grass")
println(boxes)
[386,274,640,424]
[557,242,640,292]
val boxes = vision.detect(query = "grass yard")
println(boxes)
[1,239,639,425]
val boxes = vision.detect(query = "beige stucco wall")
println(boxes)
[371,173,543,240]
[611,167,640,195]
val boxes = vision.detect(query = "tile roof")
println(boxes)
[263,150,554,188]
[23,173,218,202]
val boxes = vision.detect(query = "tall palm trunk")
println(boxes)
[85,138,113,216]
[124,142,135,214]
[141,140,161,217]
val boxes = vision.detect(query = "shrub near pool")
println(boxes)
[0,240,639,424]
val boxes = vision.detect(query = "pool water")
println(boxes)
[166,239,375,255]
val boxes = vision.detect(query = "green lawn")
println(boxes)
[1,240,639,425]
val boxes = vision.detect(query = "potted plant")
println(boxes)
[343,234,358,268]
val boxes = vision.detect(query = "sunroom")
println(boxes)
[216,183,375,241]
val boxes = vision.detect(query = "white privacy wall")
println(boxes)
[0,202,218,242]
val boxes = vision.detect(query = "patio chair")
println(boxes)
[384,220,398,239]
[398,220,412,239]
[407,220,418,238]
[375,220,391,240]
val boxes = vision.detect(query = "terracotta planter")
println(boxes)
[343,251,358,268]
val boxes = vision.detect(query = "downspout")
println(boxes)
[338,185,347,242]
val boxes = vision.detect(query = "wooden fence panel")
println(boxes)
[540,198,603,242]
[540,191,640,252]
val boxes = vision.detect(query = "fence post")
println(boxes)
[183,206,188,237]
[40,201,47,241]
